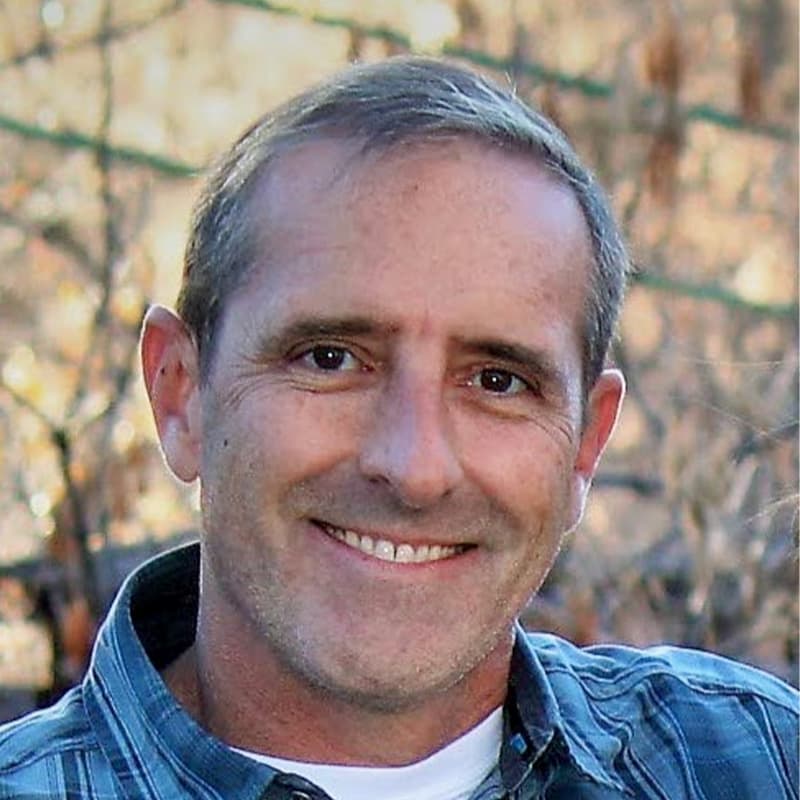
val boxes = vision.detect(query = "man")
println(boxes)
[0,57,796,800]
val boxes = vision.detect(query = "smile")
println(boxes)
[315,521,469,564]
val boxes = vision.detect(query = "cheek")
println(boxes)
[457,417,578,518]
[204,391,363,489]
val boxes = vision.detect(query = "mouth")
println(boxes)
[312,520,473,564]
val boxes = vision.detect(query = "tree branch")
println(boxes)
[0,112,197,177]
[631,269,798,318]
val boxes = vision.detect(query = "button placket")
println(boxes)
[263,772,334,800]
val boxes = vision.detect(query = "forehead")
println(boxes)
[258,136,581,225]
[233,137,590,361]
[253,137,588,271]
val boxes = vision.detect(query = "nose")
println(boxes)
[358,371,464,509]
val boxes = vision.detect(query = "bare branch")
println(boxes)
[0,112,197,177]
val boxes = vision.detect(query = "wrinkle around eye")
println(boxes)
[527,409,578,450]
[216,361,278,413]
[468,387,578,448]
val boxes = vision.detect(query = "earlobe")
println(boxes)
[140,305,202,483]
[569,369,625,528]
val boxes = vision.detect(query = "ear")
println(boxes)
[140,305,202,483]
[567,368,625,530]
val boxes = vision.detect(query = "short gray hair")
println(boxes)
[178,55,630,392]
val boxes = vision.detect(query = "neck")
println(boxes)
[162,604,512,766]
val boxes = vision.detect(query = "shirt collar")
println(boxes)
[82,542,280,799]
[503,629,629,795]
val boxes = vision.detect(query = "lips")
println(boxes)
[313,520,470,564]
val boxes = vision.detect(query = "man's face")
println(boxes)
[159,139,621,711]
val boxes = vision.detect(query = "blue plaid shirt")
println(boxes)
[1,543,797,799]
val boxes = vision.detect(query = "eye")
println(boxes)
[469,368,530,396]
[299,345,361,372]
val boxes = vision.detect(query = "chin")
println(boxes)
[302,658,469,714]
[274,621,510,715]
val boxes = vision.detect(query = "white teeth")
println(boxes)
[345,530,360,548]
[359,534,374,555]
[320,523,462,564]
[395,544,415,563]
[413,544,430,563]
[374,540,395,561]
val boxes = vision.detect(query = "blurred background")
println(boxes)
[0,0,797,721]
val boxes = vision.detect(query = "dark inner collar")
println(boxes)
[129,541,200,670]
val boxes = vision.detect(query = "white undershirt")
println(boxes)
[231,706,503,800]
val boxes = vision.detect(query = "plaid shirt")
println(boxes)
[1,543,797,799]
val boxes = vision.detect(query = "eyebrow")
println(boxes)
[459,337,568,392]
[254,315,389,357]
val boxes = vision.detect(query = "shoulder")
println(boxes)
[523,632,799,797]
[526,631,797,707]
[0,686,107,797]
